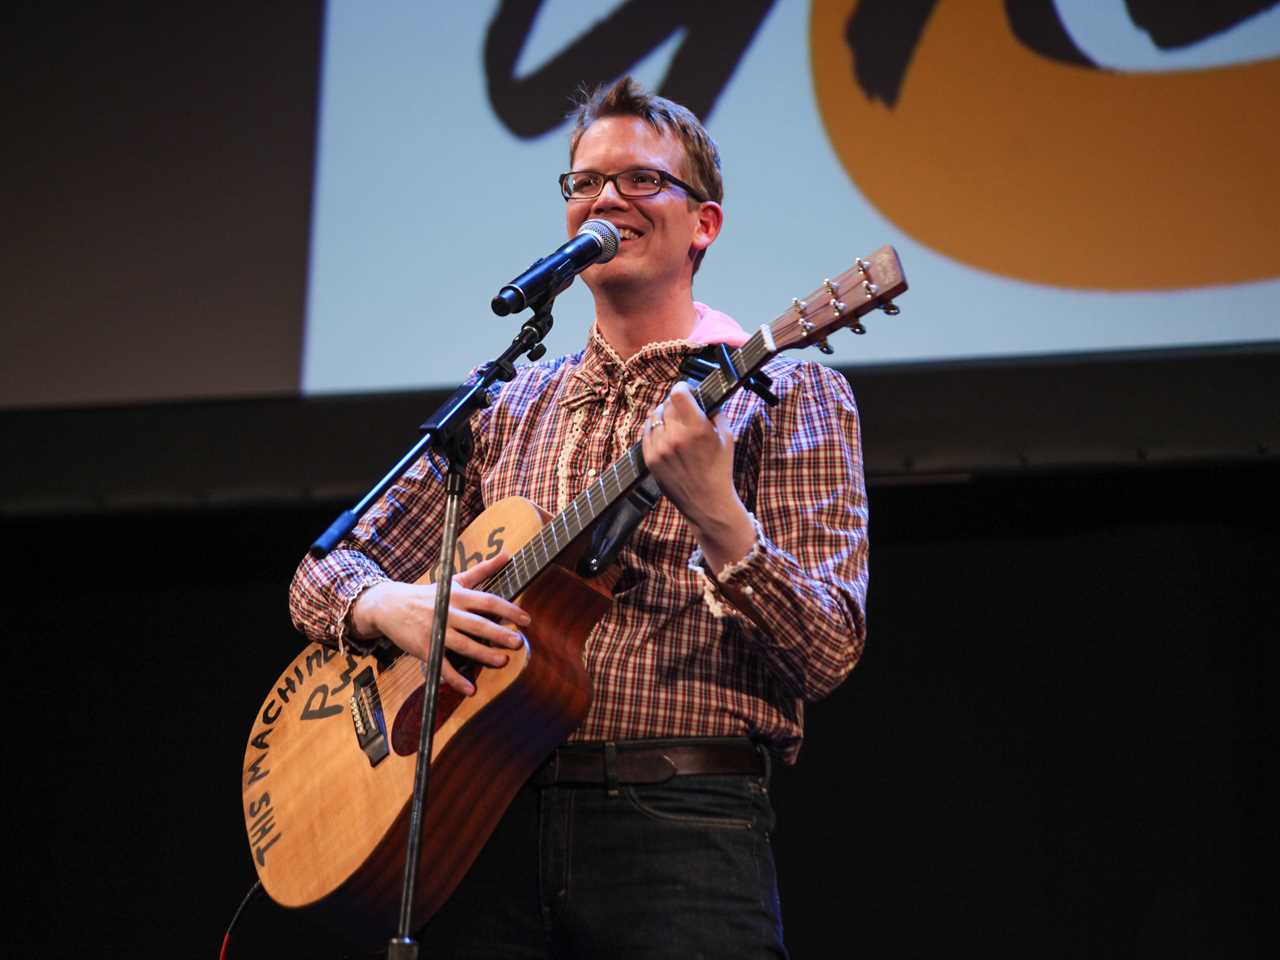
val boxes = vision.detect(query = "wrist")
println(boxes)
[691,497,755,575]
[348,581,392,640]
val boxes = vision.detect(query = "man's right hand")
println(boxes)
[348,553,530,696]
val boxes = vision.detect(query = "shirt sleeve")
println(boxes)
[288,419,490,655]
[688,362,869,702]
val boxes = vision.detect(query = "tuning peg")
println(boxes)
[817,337,834,354]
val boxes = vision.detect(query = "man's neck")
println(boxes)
[590,283,698,360]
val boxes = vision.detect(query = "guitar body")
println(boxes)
[241,496,610,947]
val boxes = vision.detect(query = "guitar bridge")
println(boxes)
[349,667,389,767]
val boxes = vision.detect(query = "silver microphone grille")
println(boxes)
[579,219,621,264]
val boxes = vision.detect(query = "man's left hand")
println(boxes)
[642,380,756,573]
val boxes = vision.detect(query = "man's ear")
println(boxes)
[691,201,724,254]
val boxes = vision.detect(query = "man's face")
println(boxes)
[566,115,719,296]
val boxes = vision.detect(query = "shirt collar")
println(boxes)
[559,303,749,410]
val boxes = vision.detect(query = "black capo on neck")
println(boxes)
[679,343,779,408]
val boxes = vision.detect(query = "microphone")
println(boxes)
[491,219,621,316]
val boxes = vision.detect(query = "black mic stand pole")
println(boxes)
[307,296,558,960]
[385,422,467,960]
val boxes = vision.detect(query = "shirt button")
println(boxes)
[587,468,597,477]
[742,586,755,596]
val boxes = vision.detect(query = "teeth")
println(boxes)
[616,227,640,240]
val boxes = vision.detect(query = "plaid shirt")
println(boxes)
[289,316,868,763]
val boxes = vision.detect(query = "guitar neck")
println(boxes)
[483,327,776,601]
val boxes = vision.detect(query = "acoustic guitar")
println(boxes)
[241,247,906,946]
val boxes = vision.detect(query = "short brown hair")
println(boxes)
[568,77,723,273]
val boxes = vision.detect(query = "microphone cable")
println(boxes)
[219,879,263,960]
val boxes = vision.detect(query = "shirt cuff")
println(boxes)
[332,572,391,658]
[687,511,766,621]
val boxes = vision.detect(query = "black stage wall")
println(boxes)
[5,463,1268,957]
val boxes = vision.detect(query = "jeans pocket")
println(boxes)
[622,775,760,830]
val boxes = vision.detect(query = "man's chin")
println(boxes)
[583,265,644,297]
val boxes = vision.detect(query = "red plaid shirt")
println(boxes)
[289,313,868,763]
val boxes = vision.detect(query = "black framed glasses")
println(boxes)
[559,168,707,203]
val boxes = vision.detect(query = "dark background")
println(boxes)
[2,4,1271,957]
[7,467,1269,958]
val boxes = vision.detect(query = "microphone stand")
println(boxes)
[308,295,559,960]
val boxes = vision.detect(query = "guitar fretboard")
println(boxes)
[484,328,774,601]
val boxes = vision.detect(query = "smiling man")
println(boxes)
[290,76,869,958]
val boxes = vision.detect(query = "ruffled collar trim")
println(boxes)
[559,302,748,409]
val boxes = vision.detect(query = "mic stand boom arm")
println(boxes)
[308,297,557,557]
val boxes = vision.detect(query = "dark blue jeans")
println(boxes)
[419,759,789,958]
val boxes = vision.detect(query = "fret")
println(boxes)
[508,555,524,596]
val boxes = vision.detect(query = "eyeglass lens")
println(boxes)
[563,170,666,199]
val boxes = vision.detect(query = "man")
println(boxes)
[290,76,868,958]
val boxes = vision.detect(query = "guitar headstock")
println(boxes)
[769,245,907,354]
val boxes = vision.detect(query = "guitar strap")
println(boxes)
[578,344,777,578]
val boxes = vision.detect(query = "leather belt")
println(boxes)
[530,737,767,788]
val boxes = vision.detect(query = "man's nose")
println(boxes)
[592,179,630,208]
